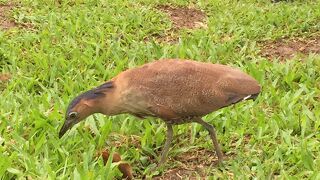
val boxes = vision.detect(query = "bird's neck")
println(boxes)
[98,91,126,116]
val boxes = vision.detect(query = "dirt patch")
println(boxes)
[260,36,320,60]
[153,148,221,179]
[0,73,11,82]
[153,168,199,180]
[149,5,206,44]
[157,5,206,29]
[0,3,17,29]
[0,73,11,91]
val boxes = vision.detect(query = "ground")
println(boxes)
[261,36,320,61]
[1,0,320,179]
[157,5,206,30]
[0,3,16,29]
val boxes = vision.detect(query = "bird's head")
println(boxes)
[59,82,113,138]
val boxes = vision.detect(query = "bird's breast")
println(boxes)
[118,88,155,117]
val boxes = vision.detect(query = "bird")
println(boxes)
[59,59,261,165]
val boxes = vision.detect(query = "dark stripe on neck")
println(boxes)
[66,81,113,115]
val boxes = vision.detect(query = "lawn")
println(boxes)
[1,0,320,179]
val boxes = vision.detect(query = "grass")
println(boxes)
[1,0,320,179]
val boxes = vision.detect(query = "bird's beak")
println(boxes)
[59,120,73,138]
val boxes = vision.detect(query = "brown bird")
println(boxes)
[59,59,261,165]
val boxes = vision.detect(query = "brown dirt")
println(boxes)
[260,36,320,61]
[149,5,207,44]
[0,73,11,82]
[153,148,221,179]
[153,134,253,179]
[157,5,207,29]
[0,3,17,29]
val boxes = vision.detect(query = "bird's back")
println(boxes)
[113,59,260,121]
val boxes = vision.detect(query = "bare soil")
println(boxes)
[0,73,11,82]
[0,73,11,91]
[0,4,16,29]
[150,5,207,43]
[260,36,320,60]
[157,5,207,29]
[153,134,252,179]
[153,148,220,179]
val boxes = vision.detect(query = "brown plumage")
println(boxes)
[59,59,261,167]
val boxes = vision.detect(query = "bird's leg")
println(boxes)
[194,117,223,163]
[158,123,173,166]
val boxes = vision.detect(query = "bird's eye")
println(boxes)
[68,112,78,119]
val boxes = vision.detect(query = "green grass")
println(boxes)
[1,0,320,179]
